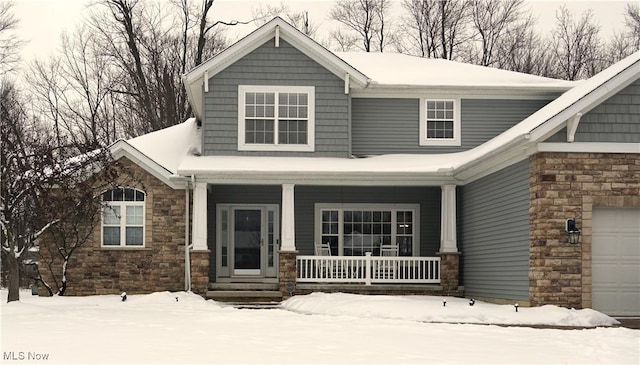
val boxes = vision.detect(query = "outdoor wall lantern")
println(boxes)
[566,218,581,244]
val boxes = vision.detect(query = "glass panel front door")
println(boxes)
[234,209,261,275]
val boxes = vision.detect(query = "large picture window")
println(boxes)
[316,204,419,256]
[238,85,315,152]
[419,98,461,146]
[101,187,145,247]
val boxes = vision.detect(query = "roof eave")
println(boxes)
[110,140,187,189]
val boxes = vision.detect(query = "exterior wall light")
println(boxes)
[566,218,581,244]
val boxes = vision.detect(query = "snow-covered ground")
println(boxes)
[1,290,638,364]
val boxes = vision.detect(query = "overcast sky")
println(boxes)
[12,0,635,62]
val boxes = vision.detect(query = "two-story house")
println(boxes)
[40,18,639,316]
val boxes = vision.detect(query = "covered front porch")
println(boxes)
[189,180,462,299]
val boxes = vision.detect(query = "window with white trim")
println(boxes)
[238,85,315,151]
[419,98,461,146]
[316,204,419,256]
[101,187,145,247]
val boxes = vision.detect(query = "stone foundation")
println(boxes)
[190,251,210,295]
[529,152,639,308]
[438,252,463,296]
[278,251,297,299]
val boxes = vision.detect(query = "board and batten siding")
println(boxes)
[351,98,552,155]
[203,40,350,157]
[546,78,640,143]
[458,159,530,301]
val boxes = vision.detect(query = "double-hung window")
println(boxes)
[101,187,145,247]
[316,204,419,257]
[238,85,315,152]
[419,98,461,146]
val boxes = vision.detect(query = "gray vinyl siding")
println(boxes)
[458,159,530,301]
[203,39,350,157]
[351,98,551,155]
[206,185,441,279]
[295,186,441,257]
[545,78,640,143]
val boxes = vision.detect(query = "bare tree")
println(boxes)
[550,5,603,80]
[253,3,318,37]
[624,2,640,50]
[493,13,554,76]
[329,0,391,52]
[401,0,470,59]
[467,0,527,66]
[0,2,22,75]
[84,0,232,137]
[607,2,640,63]
[27,26,122,148]
[35,157,125,296]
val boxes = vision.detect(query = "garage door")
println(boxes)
[592,208,640,316]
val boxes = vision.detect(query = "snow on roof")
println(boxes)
[133,52,639,183]
[177,153,461,176]
[126,118,200,174]
[336,52,577,90]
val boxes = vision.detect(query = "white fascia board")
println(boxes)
[110,141,186,189]
[454,142,533,183]
[537,142,640,154]
[189,172,462,187]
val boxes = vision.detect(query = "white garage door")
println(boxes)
[592,208,640,316]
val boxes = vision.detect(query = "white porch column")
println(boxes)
[281,184,296,251]
[192,182,208,251]
[440,184,458,253]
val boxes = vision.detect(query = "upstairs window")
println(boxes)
[101,187,145,247]
[419,98,461,146]
[238,85,315,152]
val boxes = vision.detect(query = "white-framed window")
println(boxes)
[101,187,145,247]
[419,98,461,146]
[315,204,419,256]
[238,85,315,152]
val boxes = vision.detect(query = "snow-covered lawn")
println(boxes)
[1,290,638,364]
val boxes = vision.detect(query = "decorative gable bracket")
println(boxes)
[567,112,582,143]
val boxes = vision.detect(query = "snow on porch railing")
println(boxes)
[296,253,440,285]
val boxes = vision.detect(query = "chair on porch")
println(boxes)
[380,244,399,257]
[378,244,399,280]
[315,242,332,256]
[314,242,333,279]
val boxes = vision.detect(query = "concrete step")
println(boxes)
[206,290,283,303]
[208,283,279,291]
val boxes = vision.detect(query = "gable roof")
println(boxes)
[182,17,368,121]
[182,17,578,120]
[109,118,199,188]
[455,50,640,181]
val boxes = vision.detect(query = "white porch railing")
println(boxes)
[297,252,440,285]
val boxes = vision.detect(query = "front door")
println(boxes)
[216,205,279,279]
[233,209,262,275]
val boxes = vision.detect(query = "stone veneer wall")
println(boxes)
[438,252,463,296]
[529,152,639,308]
[39,157,188,296]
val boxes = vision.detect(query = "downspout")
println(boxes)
[184,177,192,291]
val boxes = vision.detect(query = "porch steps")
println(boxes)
[206,283,283,303]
